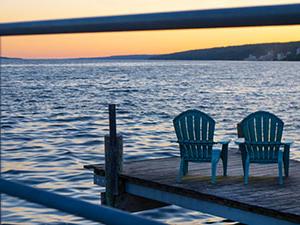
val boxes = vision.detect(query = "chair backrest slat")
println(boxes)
[276,121,284,142]
[179,117,189,157]
[194,115,201,158]
[263,116,270,142]
[187,114,196,158]
[174,110,215,161]
[202,117,208,158]
[239,111,284,162]
[254,115,263,158]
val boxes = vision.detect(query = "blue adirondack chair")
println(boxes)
[173,109,230,183]
[235,111,293,184]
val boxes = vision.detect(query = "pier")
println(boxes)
[85,150,300,225]
[84,104,300,225]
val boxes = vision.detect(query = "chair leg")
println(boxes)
[283,146,290,177]
[241,150,246,175]
[222,157,227,176]
[278,151,283,185]
[244,157,250,185]
[211,150,221,184]
[211,161,217,184]
[278,160,283,185]
[183,160,189,175]
[177,159,185,182]
[284,160,289,177]
[221,144,228,176]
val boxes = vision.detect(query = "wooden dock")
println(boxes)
[85,150,300,225]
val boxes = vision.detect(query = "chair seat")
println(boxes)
[183,148,221,162]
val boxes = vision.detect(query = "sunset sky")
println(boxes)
[1,0,300,58]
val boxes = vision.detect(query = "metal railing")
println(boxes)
[0,4,300,36]
[1,3,300,225]
[0,178,164,225]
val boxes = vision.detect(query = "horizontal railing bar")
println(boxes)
[0,178,165,225]
[0,4,300,36]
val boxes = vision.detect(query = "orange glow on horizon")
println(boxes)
[1,0,300,58]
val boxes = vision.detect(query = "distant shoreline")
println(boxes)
[1,41,300,61]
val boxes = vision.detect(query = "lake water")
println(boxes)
[1,60,300,224]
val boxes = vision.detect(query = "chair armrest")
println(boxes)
[234,138,245,145]
[216,139,231,145]
[282,139,294,146]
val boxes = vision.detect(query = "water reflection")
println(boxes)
[1,60,299,224]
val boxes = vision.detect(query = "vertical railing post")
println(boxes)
[105,104,123,207]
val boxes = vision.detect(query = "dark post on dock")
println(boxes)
[104,104,123,207]
[101,104,168,211]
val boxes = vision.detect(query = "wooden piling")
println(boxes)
[105,104,123,206]
[101,104,167,211]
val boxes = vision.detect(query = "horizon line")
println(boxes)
[2,40,299,60]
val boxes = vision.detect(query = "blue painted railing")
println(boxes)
[0,4,300,36]
[0,178,164,225]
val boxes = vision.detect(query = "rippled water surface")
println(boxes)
[1,60,300,224]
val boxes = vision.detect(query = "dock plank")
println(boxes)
[85,149,300,224]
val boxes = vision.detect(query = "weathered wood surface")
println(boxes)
[84,150,300,223]
[104,134,123,206]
